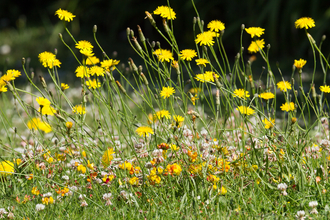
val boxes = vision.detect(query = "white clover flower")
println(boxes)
[309,201,318,214]
[295,210,305,220]
[43,192,53,197]
[62,175,69,180]
[0,208,8,215]
[80,200,88,207]
[277,183,288,195]
[78,194,86,200]
[36,204,45,211]
[103,193,112,200]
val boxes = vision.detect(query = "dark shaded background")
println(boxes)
[1,0,330,79]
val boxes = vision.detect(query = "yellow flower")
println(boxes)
[39,105,56,116]
[136,126,154,137]
[207,20,225,32]
[102,148,115,167]
[0,161,14,176]
[79,48,94,57]
[195,31,216,46]
[153,6,176,20]
[236,106,255,115]
[77,164,86,174]
[277,81,292,92]
[248,39,265,53]
[119,161,133,171]
[165,163,182,176]
[218,186,227,195]
[6,69,21,78]
[245,27,265,38]
[75,66,90,78]
[38,51,61,69]
[195,71,219,83]
[180,49,197,61]
[262,118,275,129]
[295,17,315,29]
[86,56,100,65]
[55,9,75,22]
[160,86,175,99]
[0,85,7,93]
[233,89,250,99]
[280,102,295,112]
[259,92,275,100]
[75,40,93,50]
[195,58,210,67]
[173,115,184,125]
[294,59,307,69]
[153,49,174,62]
[170,144,179,151]
[191,95,199,105]
[101,59,120,71]
[27,118,52,133]
[129,177,139,186]
[36,97,51,107]
[61,83,69,90]
[66,121,73,129]
[31,187,40,195]
[72,105,86,115]
[89,66,104,76]
[320,85,330,93]
[154,110,171,120]
[86,79,101,89]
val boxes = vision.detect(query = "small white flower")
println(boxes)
[277,183,288,195]
[80,200,88,207]
[43,192,53,197]
[0,208,8,215]
[62,175,69,180]
[36,204,45,211]
[295,210,305,220]
[78,194,86,200]
[103,193,112,200]
[309,201,318,214]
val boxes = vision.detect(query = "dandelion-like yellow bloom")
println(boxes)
[6,69,21,78]
[294,59,307,70]
[195,31,216,46]
[233,89,250,99]
[0,161,14,176]
[248,39,265,53]
[89,66,104,77]
[36,97,51,107]
[101,148,115,167]
[280,102,295,112]
[262,118,275,129]
[79,48,94,57]
[86,79,101,89]
[27,118,52,133]
[195,58,210,67]
[173,115,184,127]
[295,17,315,29]
[154,110,171,120]
[39,105,55,116]
[180,49,197,61]
[320,85,330,93]
[153,49,174,62]
[277,81,292,92]
[86,56,100,65]
[0,85,7,93]
[75,40,93,50]
[160,86,175,99]
[72,105,86,115]
[153,6,176,20]
[55,9,75,22]
[38,51,61,69]
[236,106,255,115]
[101,59,120,71]
[61,83,69,90]
[259,92,275,100]
[245,27,265,38]
[136,126,154,137]
[207,20,225,32]
[195,71,219,83]
[75,66,90,78]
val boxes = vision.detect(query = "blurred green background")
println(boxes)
[1,0,330,81]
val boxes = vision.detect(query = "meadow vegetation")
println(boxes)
[1,1,330,219]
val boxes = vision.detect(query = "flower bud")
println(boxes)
[128,58,138,73]
[39,76,47,89]
[241,24,245,30]
[22,57,25,65]
[93,25,97,33]
[126,27,131,37]
[116,81,127,95]
[141,73,149,86]
[145,11,156,27]
[137,25,145,43]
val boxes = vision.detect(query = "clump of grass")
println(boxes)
[0,2,330,219]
